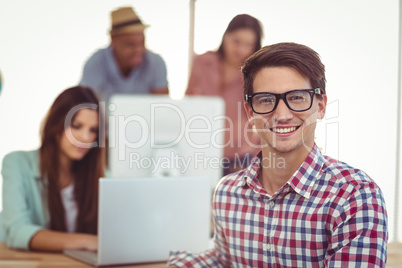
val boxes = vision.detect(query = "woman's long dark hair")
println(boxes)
[217,14,263,58]
[39,86,105,234]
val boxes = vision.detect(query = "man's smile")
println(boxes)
[270,125,301,135]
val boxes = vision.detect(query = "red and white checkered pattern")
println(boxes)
[168,144,388,267]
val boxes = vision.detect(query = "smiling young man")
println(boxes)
[168,42,388,267]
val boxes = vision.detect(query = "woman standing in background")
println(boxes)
[186,14,263,175]
[1,86,105,251]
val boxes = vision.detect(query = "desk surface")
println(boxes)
[0,243,166,268]
[1,242,402,267]
[387,242,402,268]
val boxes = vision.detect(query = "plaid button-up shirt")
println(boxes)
[168,144,388,267]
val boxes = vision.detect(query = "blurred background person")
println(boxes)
[186,14,263,175]
[1,86,105,251]
[80,6,169,102]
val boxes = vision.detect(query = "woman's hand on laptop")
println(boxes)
[62,233,98,251]
[29,230,98,252]
[76,234,98,251]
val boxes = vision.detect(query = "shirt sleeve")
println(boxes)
[149,53,168,92]
[325,174,388,267]
[167,189,231,267]
[1,152,43,249]
[79,53,106,97]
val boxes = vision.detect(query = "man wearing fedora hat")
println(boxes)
[80,6,169,102]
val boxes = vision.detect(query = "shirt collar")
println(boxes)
[287,144,325,199]
[235,152,261,188]
[238,144,325,199]
[107,46,149,78]
[32,149,41,179]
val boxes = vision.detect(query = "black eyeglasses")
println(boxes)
[245,88,321,114]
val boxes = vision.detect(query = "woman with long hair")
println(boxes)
[1,86,105,251]
[186,14,263,175]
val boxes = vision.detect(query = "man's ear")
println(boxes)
[317,94,327,120]
[244,102,255,126]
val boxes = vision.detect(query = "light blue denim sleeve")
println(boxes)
[1,151,44,249]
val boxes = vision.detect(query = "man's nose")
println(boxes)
[273,99,293,122]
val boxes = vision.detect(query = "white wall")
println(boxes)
[0,0,400,241]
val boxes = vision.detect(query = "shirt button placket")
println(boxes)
[263,198,270,264]
[263,243,272,251]
[264,198,275,263]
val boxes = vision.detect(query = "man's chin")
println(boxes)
[128,62,142,69]
[128,57,144,68]
[268,141,302,154]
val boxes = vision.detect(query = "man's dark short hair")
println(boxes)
[242,42,326,100]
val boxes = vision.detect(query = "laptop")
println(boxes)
[64,176,212,266]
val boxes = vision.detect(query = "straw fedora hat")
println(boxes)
[109,7,149,36]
